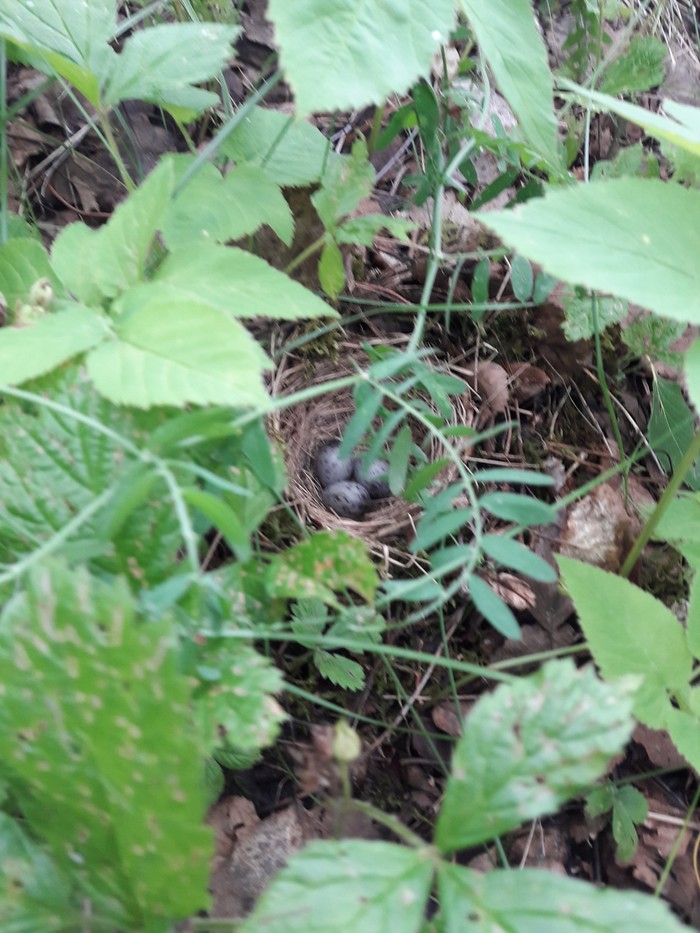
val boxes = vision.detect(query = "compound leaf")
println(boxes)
[435,660,636,852]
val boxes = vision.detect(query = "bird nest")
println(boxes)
[271,335,474,547]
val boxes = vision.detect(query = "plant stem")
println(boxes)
[591,294,628,497]
[98,110,134,192]
[347,799,433,850]
[621,429,700,578]
[283,234,326,276]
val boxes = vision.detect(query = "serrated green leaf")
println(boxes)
[267,531,379,604]
[460,0,560,168]
[154,243,335,320]
[586,783,615,819]
[314,650,366,691]
[161,157,293,249]
[336,213,415,247]
[481,535,556,582]
[0,0,114,104]
[0,237,62,308]
[268,0,456,115]
[222,106,330,187]
[612,786,647,863]
[436,862,685,932]
[318,239,345,299]
[0,306,107,385]
[312,143,375,231]
[479,179,700,325]
[102,22,238,112]
[86,295,270,408]
[468,574,520,639]
[193,640,284,753]
[0,561,212,924]
[479,491,556,525]
[0,371,180,587]
[435,660,636,852]
[242,840,434,933]
[601,35,666,95]
[558,557,693,727]
[562,289,628,341]
[52,159,174,304]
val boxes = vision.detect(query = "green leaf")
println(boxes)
[312,142,375,231]
[562,290,628,341]
[389,424,412,495]
[86,295,270,408]
[221,106,330,187]
[468,575,521,639]
[0,306,107,385]
[0,0,114,104]
[161,157,293,249]
[561,81,700,156]
[0,561,212,924]
[0,237,63,308]
[435,660,636,852]
[102,22,238,112]
[481,535,557,582]
[411,508,475,553]
[52,159,174,304]
[314,650,366,691]
[182,487,252,562]
[665,707,700,772]
[479,178,700,325]
[193,640,285,754]
[268,0,456,115]
[558,557,693,727]
[460,0,560,168]
[472,468,553,487]
[611,785,648,863]
[336,213,415,247]
[510,255,533,301]
[404,458,451,500]
[154,244,335,320]
[242,840,434,933]
[648,377,700,488]
[601,35,667,95]
[686,572,700,659]
[479,491,557,525]
[436,862,685,932]
[0,371,180,587]
[267,531,379,604]
[318,239,345,299]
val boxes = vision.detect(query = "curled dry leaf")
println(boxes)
[469,360,510,424]
[503,361,551,402]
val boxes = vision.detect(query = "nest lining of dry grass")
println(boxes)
[271,335,475,549]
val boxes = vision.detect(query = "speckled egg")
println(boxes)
[315,443,355,487]
[355,458,391,499]
[322,481,370,519]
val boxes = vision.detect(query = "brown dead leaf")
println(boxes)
[504,362,551,402]
[633,723,689,771]
[559,481,633,573]
[431,701,471,737]
[487,572,536,612]
[469,360,510,425]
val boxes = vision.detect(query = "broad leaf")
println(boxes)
[0,237,63,308]
[221,105,330,187]
[684,338,700,421]
[665,707,700,773]
[266,531,379,605]
[312,143,375,231]
[435,660,636,852]
[268,0,456,114]
[0,562,212,925]
[52,159,174,303]
[161,157,293,249]
[460,0,560,168]
[0,306,107,385]
[558,557,693,727]
[242,840,434,933]
[600,35,666,95]
[192,640,285,754]
[648,378,700,489]
[102,22,239,112]
[154,244,335,320]
[437,862,685,932]
[314,649,366,691]
[86,295,270,408]
[561,81,700,156]
[0,0,114,103]
[479,179,700,325]
[0,371,180,587]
